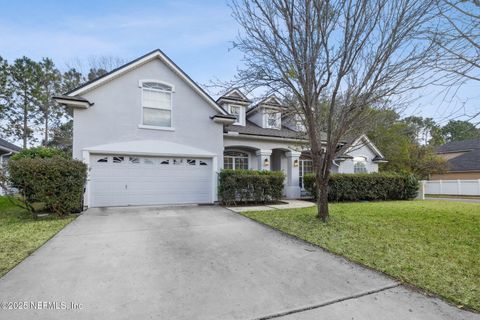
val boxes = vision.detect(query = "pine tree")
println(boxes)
[4,57,42,148]
[0,56,11,122]
[61,68,84,117]
[37,58,62,145]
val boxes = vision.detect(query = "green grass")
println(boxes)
[0,196,75,277]
[241,201,480,311]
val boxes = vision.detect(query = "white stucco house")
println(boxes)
[54,49,386,208]
[0,138,22,196]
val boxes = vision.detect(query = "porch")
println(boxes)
[223,145,311,199]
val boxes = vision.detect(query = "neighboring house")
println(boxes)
[0,138,21,167]
[0,138,22,195]
[431,138,480,180]
[54,49,385,208]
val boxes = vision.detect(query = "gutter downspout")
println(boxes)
[0,151,13,167]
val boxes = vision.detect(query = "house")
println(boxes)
[431,138,480,180]
[0,138,22,195]
[0,138,21,166]
[54,49,385,208]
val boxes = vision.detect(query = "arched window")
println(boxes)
[353,157,368,173]
[140,80,174,128]
[224,151,249,170]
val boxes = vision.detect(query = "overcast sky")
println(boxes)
[0,0,478,125]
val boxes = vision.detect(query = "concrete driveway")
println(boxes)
[0,206,477,320]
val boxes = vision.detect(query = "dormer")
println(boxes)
[216,89,251,126]
[246,95,287,130]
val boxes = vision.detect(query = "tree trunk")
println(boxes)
[23,98,27,148]
[44,111,48,146]
[316,178,329,222]
[44,90,50,145]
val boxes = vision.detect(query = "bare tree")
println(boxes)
[432,0,480,122]
[433,0,480,82]
[230,0,440,221]
[65,55,126,82]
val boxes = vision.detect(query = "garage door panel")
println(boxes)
[89,155,213,207]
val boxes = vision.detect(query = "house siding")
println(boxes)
[337,144,379,173]
[72,59,224,167]
[430,172,480,180]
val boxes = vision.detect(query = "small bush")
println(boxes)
[218,169,285,205]
[10,146,68,161]
[8,156,87,217]
[304,172,419,202]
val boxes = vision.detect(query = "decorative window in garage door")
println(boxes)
[173,159,184,165]
[129,157,140,164]
[113,156,125,163]
[144,158,155,164]
[97,157,108,163]
[93,155,209,167]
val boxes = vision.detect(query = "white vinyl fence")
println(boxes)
[420,179,480,197]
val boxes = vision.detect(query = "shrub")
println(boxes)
[304,172,418,202]
[8,156,87,217]
[218,169,285,205]
[10,146,68,161]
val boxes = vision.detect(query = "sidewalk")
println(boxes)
[425,197,480,203]
[227,199,315,212]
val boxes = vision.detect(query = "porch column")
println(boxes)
[256,149,272,171]
[285,151,302,199]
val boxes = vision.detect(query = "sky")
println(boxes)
[0,0,478,125]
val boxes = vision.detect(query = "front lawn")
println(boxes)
[241,200,480,311]
[0,196,75,277]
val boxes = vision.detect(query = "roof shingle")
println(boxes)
[437,138,480,172]
[225,120,307,139]
[0,138,22,152]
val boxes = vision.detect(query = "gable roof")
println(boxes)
[0,138,22,153]
[437,138,480,172]
[344,134,386,160]
[262,95,284,107]
[66,49,228,115]
[247,94,287,114]
[218,88,251,102]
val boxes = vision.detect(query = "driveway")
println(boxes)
[0,206,477,320]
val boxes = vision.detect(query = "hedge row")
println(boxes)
[304,172,418,201]
[218,169,285,205]
[10,146,68,160]
[8,156,87,217]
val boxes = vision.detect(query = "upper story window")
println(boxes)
[353,156,368,173]
[264,109,281,129]
[294,114,305,132]
[227,104,245,126]
[140,80,174,128]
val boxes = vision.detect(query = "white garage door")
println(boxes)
[89,154,213,207]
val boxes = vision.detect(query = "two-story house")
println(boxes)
[54,49,385,208]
